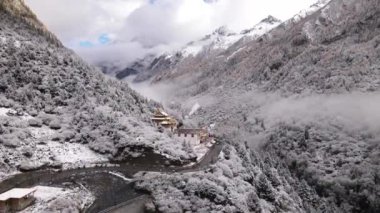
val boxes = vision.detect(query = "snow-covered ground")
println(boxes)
[135,144,306,212]
[191,139,215,164]
[21,186,94,213]
[0,107,9,116]
[0,107,109,181]
[188,102,201,117]
[287,0,331,23]
[48,142,108,166]
[24,122,108,169]
[0,107,32,120]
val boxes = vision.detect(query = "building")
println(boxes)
[151,108,178,131]
[0,188,36,213]
[174,128,211,145]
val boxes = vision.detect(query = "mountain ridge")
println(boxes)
[106,15,282,82]
[0,0,61,46]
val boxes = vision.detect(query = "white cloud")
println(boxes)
[25,0,320,66]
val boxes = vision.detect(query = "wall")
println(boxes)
[10,197,35,211]
[0,201,9,213]
[173,133,200,145]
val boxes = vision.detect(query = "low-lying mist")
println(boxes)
[125,75,380,139]
[124,76,180,104]
[258,92,380,135]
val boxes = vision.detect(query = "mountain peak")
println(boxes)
[240,15,281,36]
[260,15,282,24]
[212,26,235,36]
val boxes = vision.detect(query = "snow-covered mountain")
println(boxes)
[133,0,380,212]
[179,16,282,58]
[108,15,282,82]
[109,1,331,83]
[0,0,197,181]
[3,0,380,212]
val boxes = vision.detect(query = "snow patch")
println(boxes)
[0,36,6,44]
[0,107,9,116]
[303,21,316,41]
[14,40,21,48]
[0,107,32,120]
[49,142,108,166]
[192,141,211,162]
[189,102,201,116]
[29,126,56,141]
[227,47,245,61]
[33,186,66,201]
[242,21,280,39]
[20,186,94,213]
[288,0,331,24]
[182,45,203,57]
[108,171,133,182]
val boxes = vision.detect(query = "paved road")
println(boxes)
[87,142,224,212]
[99,195,151,213]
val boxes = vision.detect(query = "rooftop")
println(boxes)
[0,188,36,201]
[153,109,169,117]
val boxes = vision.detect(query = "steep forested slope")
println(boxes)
[135,0,380,212]
[0,0,194,179]
[152,0,380,94]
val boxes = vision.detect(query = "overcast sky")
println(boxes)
[25,0,319,67]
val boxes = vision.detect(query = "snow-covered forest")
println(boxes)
[1,0,380,212]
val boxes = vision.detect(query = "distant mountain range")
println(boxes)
[100,15,282,82]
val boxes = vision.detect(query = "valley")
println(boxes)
[1,0,380,212]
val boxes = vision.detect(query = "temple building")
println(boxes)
[151,109,213,145]
[0,188,36,213]
[174,128,211,145]
[151,108,178,131]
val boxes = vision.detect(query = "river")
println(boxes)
[0,142,224,213]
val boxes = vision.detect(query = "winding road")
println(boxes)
[0,142,224,213]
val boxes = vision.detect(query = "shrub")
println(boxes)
[49,119,61,130]
[1,135,20,148]
[246,192,261,213]
[28,118,42,127]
